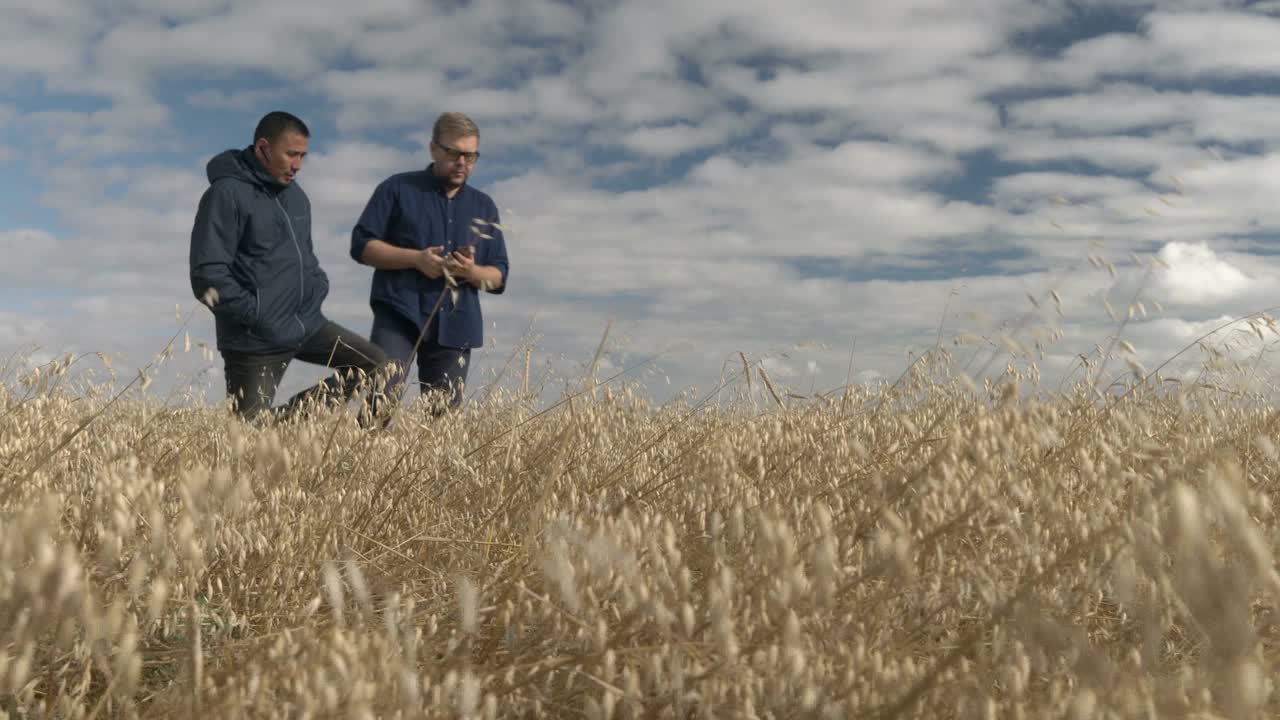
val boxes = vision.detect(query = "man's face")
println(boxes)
[255,130,309,185]
[430,134,479,187]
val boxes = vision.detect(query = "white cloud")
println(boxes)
[1010,85,1280,147]
[762,356,799,379]
[1046,11,1280,85]
[302,142,414,222]
[320,68,449,133]
[1143,12,1280,77]
[998,130,1206,173]
[619,121,737,158]
[0,309,51,350]
[0,3,96,82]
[186,88,284,111]
[1151,241,1253,305]
[992,172,1150,209]
[14,99,173,159]
[0,229,62,284]
[93,13,337,81]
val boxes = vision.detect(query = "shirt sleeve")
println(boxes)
[479,199,509,295]
[350,179,395,264]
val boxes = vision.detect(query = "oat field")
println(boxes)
[3,349,1280,718]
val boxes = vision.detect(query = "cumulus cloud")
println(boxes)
[1151,241,1253,305]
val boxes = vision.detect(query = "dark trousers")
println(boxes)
[370,310,470,411]
[222,320,389,421]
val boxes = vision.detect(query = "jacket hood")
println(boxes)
[206,147,283,190]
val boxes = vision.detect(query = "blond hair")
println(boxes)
[432,112,480,143]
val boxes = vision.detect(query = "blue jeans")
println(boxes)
[370,309,470,411]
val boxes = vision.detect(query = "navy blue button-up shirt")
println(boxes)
[350,165,509,349]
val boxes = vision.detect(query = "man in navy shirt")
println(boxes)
[350,112,510,412]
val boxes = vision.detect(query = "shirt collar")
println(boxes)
[425,163,465,195]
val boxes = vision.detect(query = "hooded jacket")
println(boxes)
[189,148,329,354]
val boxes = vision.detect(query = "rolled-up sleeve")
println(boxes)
[481,200,509,295]
[351,180,395,264]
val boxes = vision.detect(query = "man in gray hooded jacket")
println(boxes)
[190,111,388,421]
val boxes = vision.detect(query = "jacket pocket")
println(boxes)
[249,282,304,346]
[234,287,260,331]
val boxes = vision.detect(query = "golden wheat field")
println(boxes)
[4,346,1280,719]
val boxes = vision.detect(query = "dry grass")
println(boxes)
[4,346,1280,719]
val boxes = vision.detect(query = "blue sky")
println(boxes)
[4,0,1280,403]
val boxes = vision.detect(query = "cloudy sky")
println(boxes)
[4,0,1280,405]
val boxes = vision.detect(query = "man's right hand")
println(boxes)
[415,246,447,279]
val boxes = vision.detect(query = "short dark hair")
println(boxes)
[254,111,310,143]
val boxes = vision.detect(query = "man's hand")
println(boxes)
[415,246,447,279]
[445,246,476,284]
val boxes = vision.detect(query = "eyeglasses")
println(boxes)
[433,141,480,165]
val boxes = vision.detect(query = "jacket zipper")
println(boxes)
[275,196,309,339]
